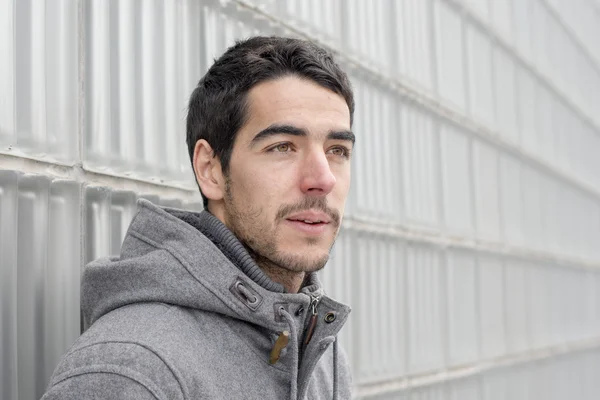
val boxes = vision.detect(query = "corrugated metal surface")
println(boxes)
[2,0,600,399]
[0,0,78,162]
[0,171,81,400]
[406,244,444,375]
[84,0,199,183]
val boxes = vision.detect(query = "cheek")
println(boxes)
[232,167,281,207]
[334,169,352,198]
[245,162,294,192]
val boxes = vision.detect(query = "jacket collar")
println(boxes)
[123,199,351,337]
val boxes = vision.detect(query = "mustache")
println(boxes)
[276,197,341,226]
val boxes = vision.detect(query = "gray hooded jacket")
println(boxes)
[42,200,352,400]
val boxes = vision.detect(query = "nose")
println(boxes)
[299,148,336,196]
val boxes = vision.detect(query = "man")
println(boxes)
[42,36,355,400]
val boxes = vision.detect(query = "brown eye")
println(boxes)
[273,143,291,152]
[328,146,350,158]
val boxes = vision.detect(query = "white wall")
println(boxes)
[1,0,600,399]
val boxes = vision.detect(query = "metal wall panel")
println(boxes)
[520,166,544,252]
[45,179,81,380]
[16,175,51,400]
[478,255,506,359]
[406,244,443,374]
[0,171,81,400]
[462,0,489,21]
[446,250,478,366]
[435,0,467,110]
[481,370,507,400]
[466,24,494,126]
[489,0,513,42]
[505,366,530,400]
[3,0,600,398]
[493,47,519,144]
[362,392,408,400]
[560,0,600,62]
[513,0,534,58]
[535,85,558,165]
[84,0,197,184]
[529,262,554,348]
[245,0,343,44]
[351,79,402,223]
[531,0,552,75]
[343,0,392,73]
[0,171,19,400]
[448,377,481,400]
[504,261,530,354]
[516,68,537,152]
[394,0,434,90]
[401,104,440,228]
[349,350,600,400]
[525,0,600,128]
[409,384,446,400]
[440,124,473,234]
[472,140,501,241]
[0,0,16,144]
[499,155,523,246]
[0,0,78,161]
[354,235,406,384]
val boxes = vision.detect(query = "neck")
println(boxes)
[260,262,305,294]
[248,248,305,293]
[208,202,306,293]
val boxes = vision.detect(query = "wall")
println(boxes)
[1,0,600,399]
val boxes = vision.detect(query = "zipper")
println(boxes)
[303,293,321,346]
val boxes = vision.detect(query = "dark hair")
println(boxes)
[186,36,355,208]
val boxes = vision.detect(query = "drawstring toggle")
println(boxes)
[269,330,289,364]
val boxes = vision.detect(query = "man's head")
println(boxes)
[186,36,354,281]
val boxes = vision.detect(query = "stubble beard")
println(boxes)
[223,177,337,274]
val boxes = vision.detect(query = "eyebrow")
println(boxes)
[249,124,356,147]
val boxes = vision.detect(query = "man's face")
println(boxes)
[222,76,353,274]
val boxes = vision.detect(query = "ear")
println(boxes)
[193,139,225,202]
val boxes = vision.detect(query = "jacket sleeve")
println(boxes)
[41,372,159,400]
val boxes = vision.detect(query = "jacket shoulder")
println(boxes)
[44,339,186,400]
[45,303,191,400]
[42,368,161,400]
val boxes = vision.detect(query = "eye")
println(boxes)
[327,146,351,158]
[271,143,292,153]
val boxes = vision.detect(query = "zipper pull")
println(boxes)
[304,294,321,346]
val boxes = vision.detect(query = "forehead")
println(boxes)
[238,76,351,141]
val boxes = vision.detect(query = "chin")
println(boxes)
[283,252,330,273]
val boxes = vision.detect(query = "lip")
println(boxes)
[285,211,331,224]
[284,219,330,235]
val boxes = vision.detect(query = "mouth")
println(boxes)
[284,219,330,235]
[287,218,328,225]
[284,211,334,235]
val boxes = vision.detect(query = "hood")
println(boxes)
[81,199,349,332]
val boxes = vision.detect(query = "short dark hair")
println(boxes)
[186,36,355,208]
